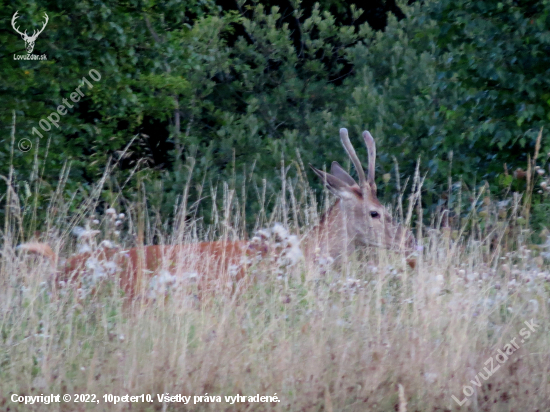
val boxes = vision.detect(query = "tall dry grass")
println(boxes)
[1,128,550,412]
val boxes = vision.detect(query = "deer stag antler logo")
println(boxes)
[11,11,49,54]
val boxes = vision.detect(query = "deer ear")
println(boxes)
[310,164,359,199]
[331,161,358,187]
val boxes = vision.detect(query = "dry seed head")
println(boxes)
[72,226,100,239]
[100,240,114,249]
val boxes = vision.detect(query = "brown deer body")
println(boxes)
[19,128,414,299]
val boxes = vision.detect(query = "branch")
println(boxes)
[234,0,256,45]
[144,15,162,44]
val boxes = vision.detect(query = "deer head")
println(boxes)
[310,128,415,258]
[12,11,49,54]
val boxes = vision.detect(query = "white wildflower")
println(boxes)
[424,373,438,384]
[72,226,100,239]
[272,223,288,240]
[100,240,115,249]
[466,273,477,282]
[103,261,118,276]
[256,229,270,239]
[77,244,92,254]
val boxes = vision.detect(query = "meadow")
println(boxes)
[2,140,550,412]
[3,0,550,410]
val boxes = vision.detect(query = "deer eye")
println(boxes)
[370,211,380,218]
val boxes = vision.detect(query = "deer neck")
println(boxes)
[300,199,355,262]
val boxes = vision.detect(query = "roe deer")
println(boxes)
[18,128,415,299]
[304,128,415,262]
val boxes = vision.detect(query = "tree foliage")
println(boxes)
[1,0,549,226]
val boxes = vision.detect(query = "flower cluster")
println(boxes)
[66,207,127,297]
[247,223,303,278]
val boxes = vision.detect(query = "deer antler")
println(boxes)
[11,11,48,40]
[29,12,48,40]
[339,128,367,187]
[11,11,26,37]
[362,130,377,191]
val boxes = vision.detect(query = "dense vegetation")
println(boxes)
[1,0,550,228]
[2,2,550,410]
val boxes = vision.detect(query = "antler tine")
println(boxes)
[11,11,24,36]
[31,12,48,39]
[362,130,376,186]
[339,128,367,186]
[38,13,48,33]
